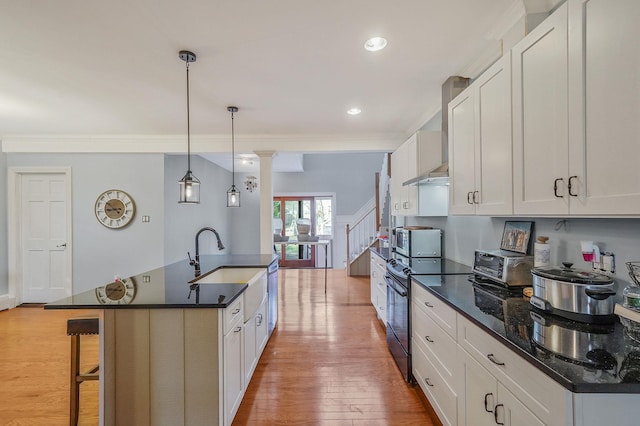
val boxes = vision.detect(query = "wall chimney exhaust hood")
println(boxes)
[403,76,469,186]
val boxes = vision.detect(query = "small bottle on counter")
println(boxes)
[623,286,640,310]
[534,236,550,267]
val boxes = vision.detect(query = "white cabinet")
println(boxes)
[449,53,513,216]
[244,296,268,385]
[223,311,244,425]
[456,314,571,426]
[459,349,544,426]
[391,131,442,216]
[412,281,459,425]
[512,2,569,215]
[369,252,387,324]
[566,0,640,215]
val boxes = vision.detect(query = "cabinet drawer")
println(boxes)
[413,341,457,426]
[457,314,570,425]
[223,297,244,335]
[371,252,387,270]
[412,304,457,380]
[411,281,457,339]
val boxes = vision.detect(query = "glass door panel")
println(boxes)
[274,197,315,267]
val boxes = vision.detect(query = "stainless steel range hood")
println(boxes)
[403,76,469,186]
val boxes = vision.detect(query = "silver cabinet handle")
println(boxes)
[234,326,242,333]
[467,192,473,204]
[473,190,479,204]
[494,404,505,425]
[424,301,434,308]
[424,378,434,387]
[232,308,241,314]
[487,353,505,366]
[256,313,263,326]
[424,336,434,343]
[56,243,67,248]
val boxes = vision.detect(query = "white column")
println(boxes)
[255,151,274,254]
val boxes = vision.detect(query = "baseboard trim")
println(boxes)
[0,294,16,311]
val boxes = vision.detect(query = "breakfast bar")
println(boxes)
[46,254,279,426]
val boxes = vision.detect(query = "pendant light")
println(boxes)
[178,50,200,204]
[227,106,240,207]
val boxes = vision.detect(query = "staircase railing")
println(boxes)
[346,200,377,275]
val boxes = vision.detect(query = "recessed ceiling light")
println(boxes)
[364,37,387,52]
[347,108,362,115]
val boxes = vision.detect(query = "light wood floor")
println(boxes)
[0,269,439,425]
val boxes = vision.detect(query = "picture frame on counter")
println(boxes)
[501,221,533,254]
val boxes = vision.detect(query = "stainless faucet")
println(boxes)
[189,227,225,274]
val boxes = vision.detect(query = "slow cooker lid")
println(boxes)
[532,262,614,285]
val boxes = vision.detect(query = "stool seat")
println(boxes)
[67,316,99,426]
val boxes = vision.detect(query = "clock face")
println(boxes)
[95,277,136,305]
[95,189,135,229]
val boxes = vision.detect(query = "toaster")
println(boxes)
[473,249,534,287]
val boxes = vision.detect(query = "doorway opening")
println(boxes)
[273,196,333,268]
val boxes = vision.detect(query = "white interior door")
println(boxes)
[20,172,72,303]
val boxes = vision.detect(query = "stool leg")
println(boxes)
[70,335,80,426]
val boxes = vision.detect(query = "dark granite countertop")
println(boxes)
[45,254,278,310]
[370,246,391,261]
[411,274,640,393]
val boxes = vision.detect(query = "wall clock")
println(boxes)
[95,277,137,305]
[95,189,136,229]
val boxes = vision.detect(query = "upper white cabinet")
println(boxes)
[391,131,442,216]
[567,0,640,215]
[512,2,569,215]
[449,53,513,216]
[511,0,640,216]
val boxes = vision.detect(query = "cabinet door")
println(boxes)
[512,3,569,215]
[223,324,244,425]
[567,0,640,214]
[370,256,377,306]
[243,317,257,386]
[448,90,476,215]
[390,146,405,215]
[475,53,513,216]
[460,350,498,426]
[255,298,269,354]
[403,134,418,216]
[496,383,545,426]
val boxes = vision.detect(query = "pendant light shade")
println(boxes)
[178,50,200,204]
[227,106,240,207]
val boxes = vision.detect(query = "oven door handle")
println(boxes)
[384,275,408,297]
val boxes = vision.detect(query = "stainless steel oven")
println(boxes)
[385,260,412,383]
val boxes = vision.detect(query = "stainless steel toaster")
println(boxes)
[473,249,534,287]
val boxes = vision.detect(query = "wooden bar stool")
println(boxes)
[67,316,99,426]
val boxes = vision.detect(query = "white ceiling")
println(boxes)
[0,0,524,164]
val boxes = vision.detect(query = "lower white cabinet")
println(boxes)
[370,253,387,324]
[459,348,544,426]
[223,315,244,424]
[244,296,269,384]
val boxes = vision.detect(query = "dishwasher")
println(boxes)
[267,261,278,336]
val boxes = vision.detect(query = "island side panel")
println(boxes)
[115,309,151,426]
[150,309,186,425]
[184,309,221,425]
[101,310,115,426]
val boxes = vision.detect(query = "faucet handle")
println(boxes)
[188,251,197,266]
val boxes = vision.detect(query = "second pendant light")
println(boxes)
[227,106,240,207]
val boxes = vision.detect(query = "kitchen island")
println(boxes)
[46,254,278,426]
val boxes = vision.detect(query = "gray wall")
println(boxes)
[7,153,165,293]
[0,152,7,294]
[163,154,233,263]
[407,215,640,299]
[273,152,385,215]
[228,172,261,255]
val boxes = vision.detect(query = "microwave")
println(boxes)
[395,228,442,258]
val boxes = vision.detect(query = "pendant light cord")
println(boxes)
[186,61,191,172]
[231,110,235,185]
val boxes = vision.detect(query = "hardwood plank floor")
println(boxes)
[233,269,439,425]
[0,269,439,425]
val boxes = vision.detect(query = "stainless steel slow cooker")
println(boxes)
[530,262,616,323]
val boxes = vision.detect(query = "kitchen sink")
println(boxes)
[193,268,265,284]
